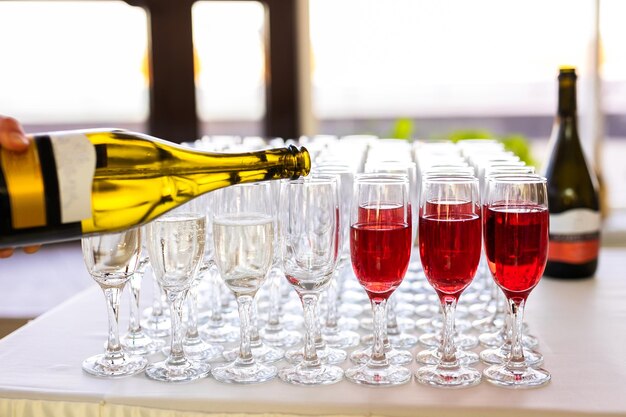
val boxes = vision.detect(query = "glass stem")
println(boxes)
[386,293,400,335]
[209,265,223,323]
[508,297,526,366]
[167,290,187,366]
[250,298,262,347]
[237,295,254,362]
[266,267,282,329]
[371,298,388,363]
[324,272,340,329]
[186,286,199,338]
[151,274,163,316]
[103,285,124,358]
[301,294,320,366]
[440,296,459,365]
[128,272,142,333]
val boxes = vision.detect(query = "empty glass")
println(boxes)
[279,176,344,385]
[81,229,147,378]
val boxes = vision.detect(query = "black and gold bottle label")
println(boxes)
[0,142,47,229]
[0,133,96,247]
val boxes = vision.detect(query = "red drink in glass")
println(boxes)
[351,205,411,301]
[419,202,481,298]
[484,204,549,300]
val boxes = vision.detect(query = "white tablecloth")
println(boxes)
[0,247,625,417]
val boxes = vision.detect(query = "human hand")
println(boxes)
[0,115,42,257]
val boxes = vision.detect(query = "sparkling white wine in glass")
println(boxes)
[213,213,274,296]
[148,213,206,291]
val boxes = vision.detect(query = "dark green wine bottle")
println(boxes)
[542,67,601,279]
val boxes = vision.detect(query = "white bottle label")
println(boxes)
[548,208,600,264]
[49,133,96,224]
[549,208,600,235]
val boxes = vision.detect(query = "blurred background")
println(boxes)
[0,0,624,332]
[1,0,624,204]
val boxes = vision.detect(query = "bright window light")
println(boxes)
[0,1,148,125]
[309,0,598,118]
[192,1,265,122]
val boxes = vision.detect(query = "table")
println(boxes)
[0,246,625,417]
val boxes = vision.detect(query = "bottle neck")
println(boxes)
[558,76,577,117]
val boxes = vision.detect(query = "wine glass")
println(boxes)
[259,180,302,348]
[279,175,344,385]
[313,165,361,348]
[121,230,165,355]
[145,203,211,382]
[345,174,412,386]
[211,183,278,384]
[198,193,241,344]
[482,175,551,388]
[81,229,147,378]
[415,176,482,388]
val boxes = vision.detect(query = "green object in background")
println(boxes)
[385,120,536,166]
[390,118,414,140]
[444,129,536,166]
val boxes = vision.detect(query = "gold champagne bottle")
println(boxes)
[0,129,310,248]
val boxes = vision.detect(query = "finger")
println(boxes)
[0,116,30,152]
[0,248,15,258]
[22,245,41,254]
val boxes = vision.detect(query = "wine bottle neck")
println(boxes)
[557,74,577,117]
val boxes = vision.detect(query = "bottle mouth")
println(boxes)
[288,145,311,179]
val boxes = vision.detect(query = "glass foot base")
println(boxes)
[260,327,302,348]
[279,363,343,386]
[121,331,165,356]
[163,339,224,362]
[362,332,418,349]
[419,332,478,349]
[416,348,479,366]
[350,346,412,365]
[212,360,277,384]
[141,315,171,339]
[346,362,411,386]
[480,346,543,366]
[322,328,360,349]
[200,322,240,343]
[145,359,211,383]
[483,363,551,388]
[285,345,346,365]
[479,331,540,349]
[82,353,147,378]
[415,364,482,388]
[223,343,284,364]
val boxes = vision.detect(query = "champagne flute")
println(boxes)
[211,183,278,384]
[145,203,210,382]
[81,229,147,378]
[279,175,344,385]
[482,175,551,388]
[121,230,165,355]
[259,180,302,348]
[313,165,360,347]
[416,176,482,388]
[345,174,412,386]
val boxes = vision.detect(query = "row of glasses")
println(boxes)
[79,135,552,388]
